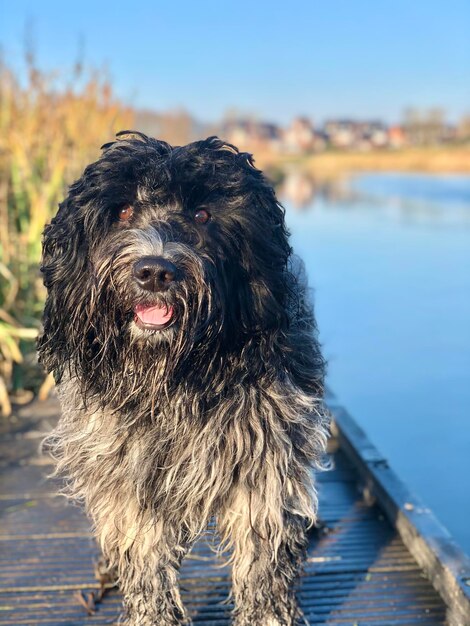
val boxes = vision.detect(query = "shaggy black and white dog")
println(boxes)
[39,132,329,626]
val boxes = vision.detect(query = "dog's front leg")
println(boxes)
[107,522,191,626]
[219,485,308,626]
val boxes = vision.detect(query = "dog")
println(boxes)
[39,132,329,626]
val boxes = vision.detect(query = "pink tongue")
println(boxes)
[135,304,173,326]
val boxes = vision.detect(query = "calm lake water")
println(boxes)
[281,172,470,555]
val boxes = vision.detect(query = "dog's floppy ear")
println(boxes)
[234,161,293,334]
[249,192,292,332]
[203,137,293,333]
[38,190,89,378]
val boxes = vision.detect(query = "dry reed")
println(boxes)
[0,56,133,413]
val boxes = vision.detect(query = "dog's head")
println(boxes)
[38,132,303,407]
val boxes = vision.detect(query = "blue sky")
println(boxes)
[1,0,469,124]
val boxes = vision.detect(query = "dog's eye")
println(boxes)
[194,209,210,224]
[119,206,134,221]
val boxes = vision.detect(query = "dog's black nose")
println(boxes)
[133,257,177,292]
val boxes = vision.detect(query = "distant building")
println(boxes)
[283,117,316,153]
[388,126,407,149]
[323,119,390,150]
[221,119,282,152]
[361,122,389,148]
[323,119,357,148]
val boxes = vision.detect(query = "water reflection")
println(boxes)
[275,168,353,210]
[275,169,470,227]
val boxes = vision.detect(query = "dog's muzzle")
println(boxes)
[133,256,177,330]
[133,256,177,292]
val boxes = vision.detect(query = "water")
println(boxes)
[281,172,470,555]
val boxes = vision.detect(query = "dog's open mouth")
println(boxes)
[134,303,175,330]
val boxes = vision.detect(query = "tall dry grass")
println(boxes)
[0,57,133,414]
[256,146,470,175]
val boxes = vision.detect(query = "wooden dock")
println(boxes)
[1,398,469,625]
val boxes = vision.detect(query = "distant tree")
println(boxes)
[158,110,194,145]
[457,115,470,141]
[426,108,446,144]
[403,108,421,145]
[402,107,447,145]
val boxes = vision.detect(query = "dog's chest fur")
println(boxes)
[50,373,325,549]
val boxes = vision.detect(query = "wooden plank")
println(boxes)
[330,404,470,626]
[0,399,451,625]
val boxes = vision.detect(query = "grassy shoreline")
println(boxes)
[256,146,470,176]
